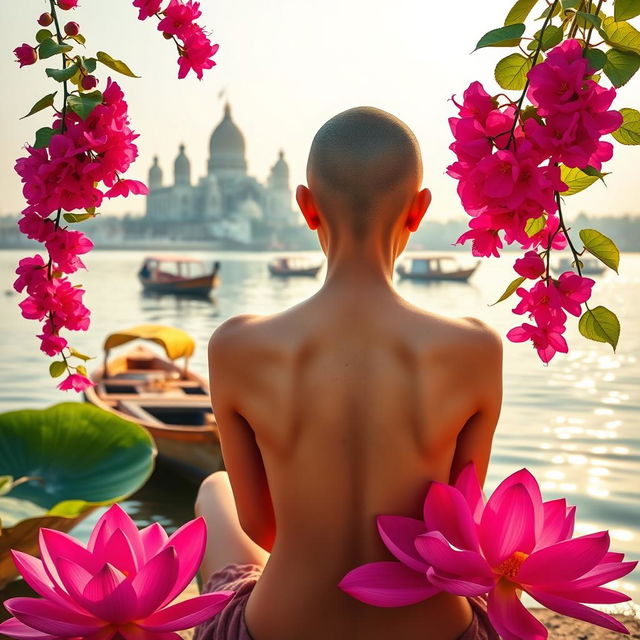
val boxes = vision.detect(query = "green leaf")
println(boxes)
[495,53,534,90]
[584,48,607,71]
[69,347,93,361]
[45,64,78,82]
[38,37,73,59]
[36,29,53,44]
[579,306,620,350]
[579,228,620,273]
[505,0,539,25]
[540,24,564,50]
[525,215,546,236]
[63,211,97,223]
[20,92,57,119]
[491,276,526,305]
[49,361,67,378]
[561,0,581,9]
[576,10,602,29]
[615,0,640,20]
[475,23,526,50]
[67,33,86,45]
[82,57,97,73]
[599,17,640,54]
[603,48,640,86]
[67,90,103,120]
[611,107,640,143]
[560,165,599,195]
[96,51,140,78]
[0,403,156,586]
[33,126,56,149]
[538,2,562,19]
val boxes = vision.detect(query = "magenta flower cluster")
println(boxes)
[132,0,219,79]
[0,504,233,640]
[340,464,637,640]
[449,40,622,362]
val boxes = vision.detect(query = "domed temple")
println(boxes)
[144,103,296,245]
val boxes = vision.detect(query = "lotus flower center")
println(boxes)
[497,551,529,579]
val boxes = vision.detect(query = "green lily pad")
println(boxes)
[0,403,156,588]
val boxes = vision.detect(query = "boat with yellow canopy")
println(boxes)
[84,325,222,480]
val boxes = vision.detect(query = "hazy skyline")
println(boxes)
[1,0,640,221]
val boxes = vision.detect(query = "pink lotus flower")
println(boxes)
[0,504,234,639]
[340,465,637,639]
[14,43,37,67]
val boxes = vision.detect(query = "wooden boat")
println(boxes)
[138,256,220,297]
[84,325,222,481]
[396,255,480,282]
[556,255,606,276]
[268,256,323,277]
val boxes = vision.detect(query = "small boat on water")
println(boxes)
[396,255,480,282]
[84,325,222,481]
[555,255,606,276]
[138,256,220,297]
[268,256,323,277]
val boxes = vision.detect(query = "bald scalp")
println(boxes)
[307,107,422,235]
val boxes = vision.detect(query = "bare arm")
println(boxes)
[208,320,276,551]
[449,324,503,487]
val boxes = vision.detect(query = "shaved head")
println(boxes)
[307,107,423,235]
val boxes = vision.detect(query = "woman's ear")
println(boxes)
[296,185,321,230]
[405,188,432,232]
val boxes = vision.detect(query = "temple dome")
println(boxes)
[174,144,191,186]
[269,150,289,187]
[208,103,247,175]
[149,155,163,190]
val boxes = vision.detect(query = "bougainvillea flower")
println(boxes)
[554,271,595,316]
[57,372,95,391]
[0,504,234,639]
[507,319,569,363]
[514,251,545,279]
[14,43,38,67]
[177,27,219,80]
[340,465,636,640]
[57,0,79,9]
[512,280,566,326]
[133,0,163,20]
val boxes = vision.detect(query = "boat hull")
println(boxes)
[268,265,321,277]
[139,273,219,297]
[396,266,477,282]
[84,347,222,480]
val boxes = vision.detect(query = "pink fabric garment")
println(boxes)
[193,563,499,640]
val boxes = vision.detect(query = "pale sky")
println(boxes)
[1,0,639,220]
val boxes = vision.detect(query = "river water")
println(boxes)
[0,248,638,594]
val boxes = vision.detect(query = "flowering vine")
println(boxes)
[12,0,218,392]
[450,0,639,363]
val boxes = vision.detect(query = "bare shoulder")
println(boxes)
[459,316,503,355]
[208,314,261,362]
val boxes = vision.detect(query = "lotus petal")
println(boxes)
[480,484,536,565]
[453,463,484,524]
[535,585,631,604]
[39,528,96,586]
[560,505,576,540]
[487,581,548,640]
[132,546,179,618]
[4,597,103,636]
[159,517,207,606]
[139,592,234,631]
[139,523,169,562]
[119,629,181,640]
[90,505,144,566]
[101,527,138,576]
[426,567,494,597]
[415,532,493,580]
[423,483,479,551]
[377,515,429,572]
[338,561,438,607]
[10,551,73,608]
[518,531,610,585]
[56,556,95,604]
[0,617,59,640]
[535,499,569,549]
[492,469,545,536]
[550,559,638,591]
[528,589,630,634]
[81,563,138,623]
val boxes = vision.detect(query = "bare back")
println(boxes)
[208,285,502,640]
